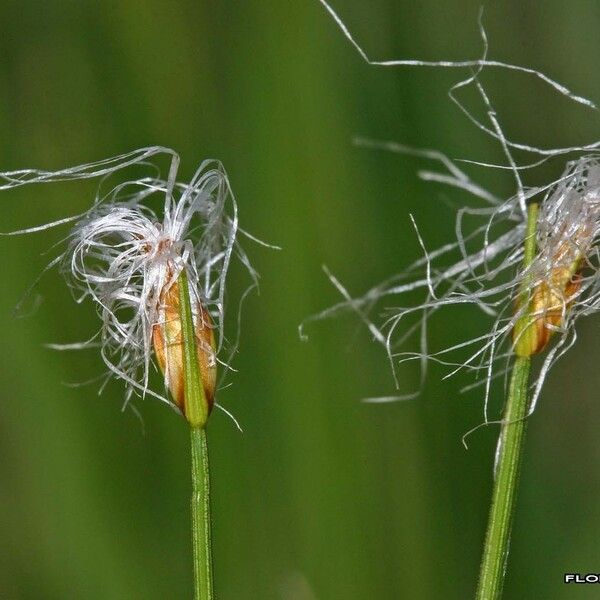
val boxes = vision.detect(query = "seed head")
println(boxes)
[515,157,600,357]
[305,148,600,424]
[513,262,582,357]
[0,147,261,424]
[152,278,217,419]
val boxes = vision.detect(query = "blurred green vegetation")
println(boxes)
[0,1,599,598]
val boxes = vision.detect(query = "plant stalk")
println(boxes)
[475,356,530,600]
[190,426,213,600]
[178,268,214,600]
[475,203,538,600]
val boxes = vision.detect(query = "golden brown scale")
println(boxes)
[513,246,582,357]
[152,280,217,416]
[528,271,581,353]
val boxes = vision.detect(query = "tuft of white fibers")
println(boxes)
[309,0,600,438]
[303,149,600,437]
[1,147,267,422]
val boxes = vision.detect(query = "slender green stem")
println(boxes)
[522,203,539,272]
[475,203,538,600]
[178,269,214,600]
[475,357,530,600]
[190,426,214,600]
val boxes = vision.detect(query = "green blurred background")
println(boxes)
[0,1,599,598]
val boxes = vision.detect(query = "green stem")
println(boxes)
[178,269,214,600]
[475,203,538,600]
[522,203,539,272]
[475,357,531,600]
[190,426,214,600]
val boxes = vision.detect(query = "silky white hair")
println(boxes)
[1,147,266,423]
[306,1,600,436]
[304,149,600,438]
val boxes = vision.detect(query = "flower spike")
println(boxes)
[0,148,260,421]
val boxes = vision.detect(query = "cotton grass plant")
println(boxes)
[308,142,600,599]
[1,147,264,599]
[310,2,600,598]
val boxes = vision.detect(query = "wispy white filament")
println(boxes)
[1,147,261,418]
[308,1,600,431]
[316,0,596,110]
[305,146,600,427]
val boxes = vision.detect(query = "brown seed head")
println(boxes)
[513,242,582,357]
[152,280,217,418]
